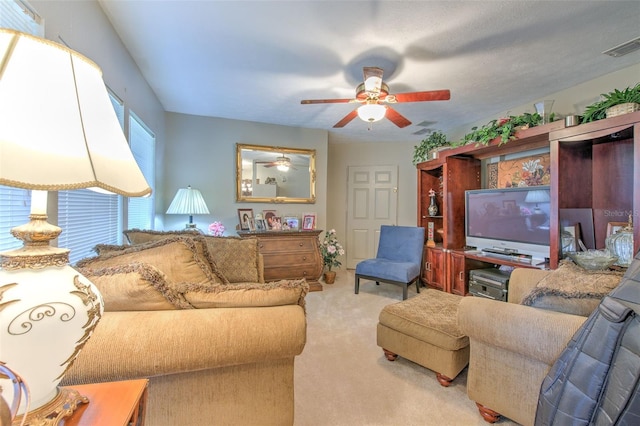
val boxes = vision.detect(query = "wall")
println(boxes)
[30,0,166,225]
[325,140,417,255]
[163,113,328,233]
[448,63,640,142]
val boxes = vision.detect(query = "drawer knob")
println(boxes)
[299,242,304,247]
[302,256,307,260]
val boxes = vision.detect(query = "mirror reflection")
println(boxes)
[236,143,316,203]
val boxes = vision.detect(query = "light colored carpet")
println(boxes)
[294,269,519,426]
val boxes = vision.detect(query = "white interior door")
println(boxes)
[346,165,398,269]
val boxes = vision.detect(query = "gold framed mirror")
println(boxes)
[236,143,316,203]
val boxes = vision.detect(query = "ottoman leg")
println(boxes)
[436,373,454,387]
[476,403,501,423]
[382,349,398,361]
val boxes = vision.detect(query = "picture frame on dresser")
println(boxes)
[237,208,254,231]
[302,213,316,230]
[284,216,299,230]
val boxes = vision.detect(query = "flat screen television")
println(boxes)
[465,186,551,261]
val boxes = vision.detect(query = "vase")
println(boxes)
[323,270,336,284]
[428,195,438,216]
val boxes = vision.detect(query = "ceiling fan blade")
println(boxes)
[390,90,451,103]
[301,98,353,104]
[363,66,384,94]
[385,107,412,128]
[333,109,359,128]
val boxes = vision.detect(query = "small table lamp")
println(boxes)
[166,186,210,229]
[0,29,151,424]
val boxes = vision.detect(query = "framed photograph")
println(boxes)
[237,208,254,231]
[561,224,580,256]
[270,216,283,230]
[255,219,267,232]
[284,216,299,230]
[606,222,626,237]
[247,218,256,232]
[302,213,316,230]
[263,210,278,229]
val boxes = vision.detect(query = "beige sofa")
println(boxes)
[458,263,623,425]
[62,232,308,426]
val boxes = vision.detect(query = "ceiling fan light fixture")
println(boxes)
[357,103,386,123]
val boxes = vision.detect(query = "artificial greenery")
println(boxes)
[460,112,544,146]
[412,130,449,164]
[581,83,640,123]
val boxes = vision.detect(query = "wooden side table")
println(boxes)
[60,379,148,426]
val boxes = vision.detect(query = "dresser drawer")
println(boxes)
[262,252,317,267]
[264,264,321,281]
[257,237,317,253]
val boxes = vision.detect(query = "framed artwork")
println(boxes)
[302,213,316,230]
[255,219,267,232]
[561,225,580,255]
[271,216,283,230]
[606,222,626,237]
[284,216,299,230]
[237,208,254,231]
[263,210,278,229]
[247,218,256,232]
[496,153,551,188]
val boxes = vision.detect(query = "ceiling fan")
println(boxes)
[256,155,295,171]
[301,67,450,128]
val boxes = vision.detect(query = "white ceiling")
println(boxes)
[98,1,640,144]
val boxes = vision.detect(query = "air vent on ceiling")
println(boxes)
[602,36,640,57]
[412,128,433,136]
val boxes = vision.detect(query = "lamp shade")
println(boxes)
[0,28,151,197]
[524,189,551,204]
[357,103,387,123]
[167,186,210,215]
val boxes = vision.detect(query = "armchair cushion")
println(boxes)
[356,259,420,283]
[520,260,624,316]
[78,263,193,311]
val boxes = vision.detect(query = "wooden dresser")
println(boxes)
[239,230,323,291]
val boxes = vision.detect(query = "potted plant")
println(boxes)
[320,229,345,284]
[460,112,543,146]
[581,83,640,123]
[412,131,449,165]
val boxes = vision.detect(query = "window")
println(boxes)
[0,0,42,251]
[127,112,156,230]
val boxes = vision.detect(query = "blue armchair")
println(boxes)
[354,225,425,300]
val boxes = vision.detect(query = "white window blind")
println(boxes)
[0,0,42,251]
[127,112,156,230]
[0,188,32,251]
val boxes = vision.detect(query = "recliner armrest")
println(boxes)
[458,297,586,365]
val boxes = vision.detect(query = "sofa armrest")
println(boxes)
[62,304,306,385]
[458,297,586,365]
[507,268,552,304]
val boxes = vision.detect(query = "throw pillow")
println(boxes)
[77,236,226,287]
[200,236,260,283]
[93,244,129,256]
[123,228,201,245]
[521,260,624,316]
[179,279,309,309]
[77,263,193,311]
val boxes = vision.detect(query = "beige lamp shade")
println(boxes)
[0,28,151,197]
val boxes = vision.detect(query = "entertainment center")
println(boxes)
[417,111,640,296]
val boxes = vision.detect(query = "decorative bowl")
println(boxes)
[566,250,618,270]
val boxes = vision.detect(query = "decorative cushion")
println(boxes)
[77,263,193,311]
[77,237,226,287]
[521,260,624,316]
[123,228,201,245]
[93,244,129,256]
[200,236,260,283]
[178,279,309,309]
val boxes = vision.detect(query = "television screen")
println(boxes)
[465,186,551,259]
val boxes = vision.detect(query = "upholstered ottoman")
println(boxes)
[377,289,469,386]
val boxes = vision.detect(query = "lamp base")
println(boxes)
[13,387,88,425]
